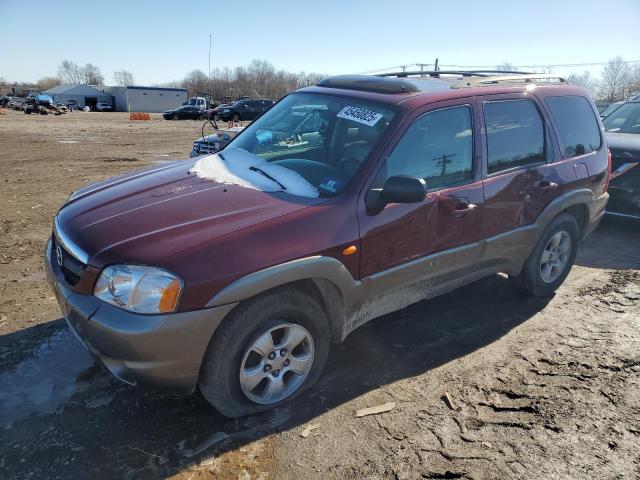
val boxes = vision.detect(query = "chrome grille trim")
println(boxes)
[53,216,89,265]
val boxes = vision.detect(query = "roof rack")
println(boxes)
[452,74,568,88]
[376,70,530,78]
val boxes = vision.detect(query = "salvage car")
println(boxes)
[46,72,609,418]
[96,102,113,112]
[190,132,232,157]
[163,105,203,120]
[603,101,640,218]
[217,98,274,122]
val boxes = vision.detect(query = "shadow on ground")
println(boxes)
[0,218,636,479]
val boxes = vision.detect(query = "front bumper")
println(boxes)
[44,239,237,395]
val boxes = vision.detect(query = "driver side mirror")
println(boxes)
[365,175,427,211]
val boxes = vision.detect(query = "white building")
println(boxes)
[96,85,187,112]
[43,84,188,112]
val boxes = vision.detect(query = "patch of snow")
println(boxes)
[190,148,319,198]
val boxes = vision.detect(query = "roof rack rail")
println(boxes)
[376,70,531,78]
[452,73,568,88]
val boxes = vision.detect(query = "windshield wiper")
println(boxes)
[249,166,287,190]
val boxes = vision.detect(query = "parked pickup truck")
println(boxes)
[46,72,609,418]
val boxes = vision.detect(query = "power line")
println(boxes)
[355,59,640,75]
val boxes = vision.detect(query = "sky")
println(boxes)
[1,0,639,85]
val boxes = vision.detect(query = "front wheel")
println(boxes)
[199,287,330,418]
[509,212,579,297]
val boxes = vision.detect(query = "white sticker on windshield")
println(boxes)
[337,106,383,126]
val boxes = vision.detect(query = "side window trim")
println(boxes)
[481,97,549,178]
[370,102,477,193]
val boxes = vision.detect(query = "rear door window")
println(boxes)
[483,99,545,174]
[382,105,474,190]
[546,95,601,157]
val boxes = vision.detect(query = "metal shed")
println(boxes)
[42,84,113,110]
[97,85,187,112]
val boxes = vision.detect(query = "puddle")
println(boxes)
[0,328,93,429]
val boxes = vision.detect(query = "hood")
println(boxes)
[605,132,640,159]
[56,159,322,267]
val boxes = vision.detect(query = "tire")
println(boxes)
[509,212,579,297]
[199,287,330,418]
[232,113,240,123]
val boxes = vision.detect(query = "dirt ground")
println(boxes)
[0,110,639,480]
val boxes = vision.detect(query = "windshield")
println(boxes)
[603,102,640,134]
[210,92,395,197]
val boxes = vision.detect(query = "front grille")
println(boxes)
[52,237,87,286]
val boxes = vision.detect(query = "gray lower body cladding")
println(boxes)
[45,239,236,394]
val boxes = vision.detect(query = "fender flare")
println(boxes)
[205,256,362,341]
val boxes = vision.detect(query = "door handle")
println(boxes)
[452,202,477,215]
[536,181,558,192]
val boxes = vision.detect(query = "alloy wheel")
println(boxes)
[239,323,314,404]
[540,230,571,283]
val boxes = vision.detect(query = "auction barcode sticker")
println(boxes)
[336,106,383,127]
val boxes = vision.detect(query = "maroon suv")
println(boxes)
[46,72,609,417]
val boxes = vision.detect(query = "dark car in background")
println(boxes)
[600,101,624,119]
[216,98,274,122]
[203,103,229,121]
[603,101,640,219]
[190,132,232,157]
[162,105,203,120]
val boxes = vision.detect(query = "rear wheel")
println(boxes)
[509,212,579,297]
[232,113,240,123]
[199,287,330,418]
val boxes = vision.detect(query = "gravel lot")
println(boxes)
[0,110,639,479]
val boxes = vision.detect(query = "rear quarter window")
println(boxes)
[545,96,601,158]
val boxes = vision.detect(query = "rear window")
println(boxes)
[546,96,601,157]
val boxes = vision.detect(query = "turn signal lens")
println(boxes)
[342,245,357,256]
[158,278,182,313]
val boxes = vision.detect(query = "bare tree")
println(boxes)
[496,62,517,72]
[599,57,632,102]
[57,60,84,84]
[182,69,209,97]
[535,65,555,74]
[36,76,62,91]
[83,63,104,85]
[630,64,640,97]
[113,70,135,86]
[566,71,598,96]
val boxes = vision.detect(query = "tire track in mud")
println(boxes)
[268,269,640,480]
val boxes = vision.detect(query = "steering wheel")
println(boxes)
[339,156,362,174]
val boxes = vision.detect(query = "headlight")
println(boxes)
[94,265,182,314]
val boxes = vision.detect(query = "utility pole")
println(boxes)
[208,34,212,93]
[416,63,430,76]
[434,58,439,72]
